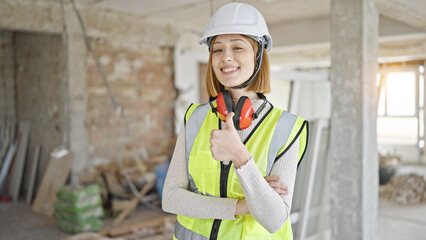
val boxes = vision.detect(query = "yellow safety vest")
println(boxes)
[174,102,308,240]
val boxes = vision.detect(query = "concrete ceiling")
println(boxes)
[75,0,426,67]
[77,0,331,34]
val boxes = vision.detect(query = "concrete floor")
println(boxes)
[3,201,426,240]
[0,202,70,240]
[1,165,426,240]
[378,199,426,240]
[0,203,170,240]
[377,164,426,240]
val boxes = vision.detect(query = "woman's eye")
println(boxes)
[234,46,243,50]
[213,49,222,53]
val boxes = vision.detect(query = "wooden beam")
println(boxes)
[26,144,41,205]
[112,176,156,226]
[105,215,176,237]
[32,150,73,216]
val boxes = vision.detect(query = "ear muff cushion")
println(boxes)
[216,90,234,121]
[234,96,254,130]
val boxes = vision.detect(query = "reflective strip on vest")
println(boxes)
[185,103,210,193]
[174,219,209,240]
[266,111,297,176]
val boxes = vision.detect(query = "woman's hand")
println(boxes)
[265,176,288,196]
[210,113,251,168]
[235,199,250,216]
[234,177,287,217]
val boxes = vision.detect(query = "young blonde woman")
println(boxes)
[162,3,308,240]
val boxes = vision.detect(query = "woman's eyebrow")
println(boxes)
[213,39,246,45]
[230,39,246,42]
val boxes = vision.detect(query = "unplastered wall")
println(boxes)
[86,39,176,163]
[0,31,16,121]
[14,31,65,194]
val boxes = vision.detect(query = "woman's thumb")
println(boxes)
[226,112,236,130]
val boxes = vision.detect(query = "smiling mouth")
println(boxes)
[221,67,239,73]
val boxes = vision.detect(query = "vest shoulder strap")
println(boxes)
[184,103,200,125]
[275,115,309,167]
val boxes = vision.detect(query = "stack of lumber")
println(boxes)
[55,184,104,233]
[0,121,74,216]
[0,121,35,203]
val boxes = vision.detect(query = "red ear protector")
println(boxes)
[209,90,268,130]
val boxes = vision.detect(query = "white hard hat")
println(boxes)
[199,3,273,51]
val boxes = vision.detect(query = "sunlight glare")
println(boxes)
[386,72,415,116]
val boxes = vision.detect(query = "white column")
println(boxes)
[329,0,379,239]
[65,4,89,180]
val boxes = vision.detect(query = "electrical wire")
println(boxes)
[68,0,161,210]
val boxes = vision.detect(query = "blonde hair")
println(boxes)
[205,35,271,97]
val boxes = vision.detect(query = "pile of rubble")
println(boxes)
[380,173,426,205]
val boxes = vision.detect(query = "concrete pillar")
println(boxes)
[65,5,89,180]
[329,0,379,240]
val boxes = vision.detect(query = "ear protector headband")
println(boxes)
[209,90,267,130]
[231,37,266,90]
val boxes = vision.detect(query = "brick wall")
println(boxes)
[86,40,176,163]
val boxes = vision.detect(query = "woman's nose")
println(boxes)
[222,50,233,62]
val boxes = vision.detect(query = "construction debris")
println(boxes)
[379,153,401,168]
[102,215,176,240]
[380,173,426,205]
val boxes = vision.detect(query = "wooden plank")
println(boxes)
[112,176,156,226]
[9,121,31,201]
[0,122,11,168]
[102,170,129,198]
[63,232,115,240]
[32,149,73,216]
[0,143,16,191]
[26,144,40,205]
[105,215,176,237]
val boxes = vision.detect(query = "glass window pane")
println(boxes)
[386,72,416,116]
[377,117,418,145]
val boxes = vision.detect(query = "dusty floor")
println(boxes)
[377,164,426,240]
[0,203,171,240]
[1,165,426,240]
[0,202,70,240]
[378,199,426,240]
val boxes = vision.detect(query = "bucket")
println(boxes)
[155,161,170,199]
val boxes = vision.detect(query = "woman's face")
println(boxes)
[211,34,255,89]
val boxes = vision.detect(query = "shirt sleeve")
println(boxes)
[234,135,300,233]
[161,123,239,220]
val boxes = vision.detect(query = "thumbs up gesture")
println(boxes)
[210,112,251,168]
